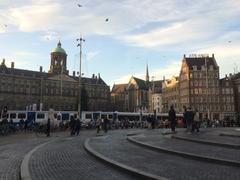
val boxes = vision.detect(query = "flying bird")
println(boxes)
[105,18,109,22]
[228,41,231,43]
[77,4,82,7]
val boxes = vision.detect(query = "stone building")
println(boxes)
[111,83,128,112]
[111,65,163,112]
[148,80,163,113]
[219,76,235,120]
[162,76,179,112]
[0,41,110,111]
[175,54,235,120]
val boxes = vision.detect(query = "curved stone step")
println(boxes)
[127,136,240,167]
[172,135,240,149]
[84,138,168,180]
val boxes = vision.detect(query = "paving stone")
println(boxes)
[29,130,138,180]
[89,131,240,180]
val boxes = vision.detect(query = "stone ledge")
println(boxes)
[84,138,169,180]
[127,136,240,167]
[172,135,240,149]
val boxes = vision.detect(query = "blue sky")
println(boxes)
[0,0,240,87]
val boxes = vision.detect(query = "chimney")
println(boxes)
[39,66,43,72]
[225,74,228,78]
[212,53,214,58]
[73,71,75,77]
[92,74,95,79]
[98,73,100,79]
[183,54,186,58]
[11,62,14,68]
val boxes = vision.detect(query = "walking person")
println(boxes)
[193,109,200,132]
[69,116,76,136]
[75,117,81,136]
[183,106,187,129]
[46,118,50,137]
[96,116,101,134]
[103,117,108,133]
[185,107,194,134]
[168,105,176,132]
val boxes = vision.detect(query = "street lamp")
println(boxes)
[76,36,85,119]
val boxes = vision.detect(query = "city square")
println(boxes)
[0,127,239,180]
[1,0,240,180]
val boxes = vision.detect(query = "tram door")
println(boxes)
[27,111,36,125]
[93,112,101,122]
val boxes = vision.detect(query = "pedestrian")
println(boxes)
[24,119,28,132]
[168,105,176,132]
[46,118,50,137]
[185,107,194,134]
[75,117,81,135]
[69,116,76,136]
[103,117,108,133]
[151,115,155,129]
[193,108,200,132]
[96,116,101,134]
[183,106,187,128]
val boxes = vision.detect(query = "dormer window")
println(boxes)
[193,65,197,71]
[210,65,213,70]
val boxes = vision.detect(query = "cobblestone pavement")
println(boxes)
[89,130,240,180]
[173,128,240,145]
[0,133,50,180]
[132,131,240,162]
[29,130,139,180]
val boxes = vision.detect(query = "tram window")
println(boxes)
[85,114,92,119]
[101,114,107,119]
[62,113,69,120]
[37,113,45,119]
[18,113,26,119]
[10,113,16,119]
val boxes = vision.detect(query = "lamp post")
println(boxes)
[77,36,85,119]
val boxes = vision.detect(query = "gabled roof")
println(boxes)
[48,74,77,82]
[132,77,148,90]
[71,76,108,86]
[184,55,218,70]
[111,84,128,93]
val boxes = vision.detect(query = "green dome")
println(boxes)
[51,41,66,54]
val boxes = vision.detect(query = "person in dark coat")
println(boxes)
[46,118,50,137]
[168,105,176,132]
[103,117,108,133]
[185,107,194,134]
[75,117,81,136]
[183,106,187,128]
[69,116,76,136]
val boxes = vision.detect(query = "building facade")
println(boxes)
[111,65,163,113]
[0,42,110,111]
[170,54,236,121]
[162,76,179,112]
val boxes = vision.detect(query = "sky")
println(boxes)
[0,0,240,88]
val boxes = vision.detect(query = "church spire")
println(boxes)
[146,63,149,82]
